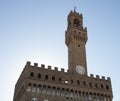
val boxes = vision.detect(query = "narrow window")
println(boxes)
[77,80,80,85]
[106,85,109,90]
[95,83,98,88]
[38,73,41,78]
[59,78,62,82]
[30,72,34,77]
[89,82,92,87]
[74,18,80,26]
[45,75,48,80]
[71,79,73,84]
[52,76,55,81]
[101,84,104,89]
[28,83,32,86]
[83,81,86,86]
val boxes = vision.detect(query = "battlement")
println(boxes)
[89,74,111,81]
[68,10,83,19]
[25,61,66,73]
[26,61,111,82]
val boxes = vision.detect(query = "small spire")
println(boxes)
[74,6,77,12]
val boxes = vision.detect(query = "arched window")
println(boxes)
[32,84,37,93]
[43,85,46,88]
[71,79,73,84]
[38,84,41,87]
[77,80,80,85]
[83,81,86,86]
[89,82,92,87]
[74,18,80,26]
[95,83,98,88]
[101,84,104,89]
[52,76,55,81]
[45,75,48,80]
[28,83,32,86]
[61,88,65,96]
[30,72,34,77]
[33,84,37,87]
[106,85,109,90]
[38,73,41,79]
[59,78,62,82]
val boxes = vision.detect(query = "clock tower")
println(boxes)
[13,9,113,101]
[65,10,88,75]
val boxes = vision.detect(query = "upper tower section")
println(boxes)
[66,10,87,46]
[65,10,88,75]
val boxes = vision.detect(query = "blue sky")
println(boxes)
[0,0,120,101]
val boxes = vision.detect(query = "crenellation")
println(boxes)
[48,65,52,70]
[26,61,31,66]
[81,27,87,32]
[61,68,64,72]
[25,61,111,82]
[54,67,58,71]
[41,64,45,68]
[85,27,87,31]
[96,75,100,79]
[102,76,105,80]
[107,77,111,81]
[89,74,112,81]
[90,74,94,77]
[68,11,82,20]
[34,63,38,67]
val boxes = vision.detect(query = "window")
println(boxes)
[47,87,51,95]
[78,45,80,47]
[59,78,62,82]
[26,83,31,92]
[61,88,65,96]
[52,76,55,81]
[71,79,73,84]
[95,83,98,88]
[33,84,37,87]
[106,85,109,90]
[38,84,41,93]
[30,72,34,77]
[38,73,41,78]
[42,85,46,94]
[77,80,80,85]
[101,84,104,89]
[38,84,41,87]
[74,18,80,26]
[83,81,86,86]
[28,83,32,86]
[52,87,56,95]
[89,82,92,87]
[56,88,60,96]
[45,75,48,80]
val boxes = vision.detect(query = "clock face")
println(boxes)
[76,65,85,75]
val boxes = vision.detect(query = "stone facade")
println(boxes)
[13,10,113,101]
